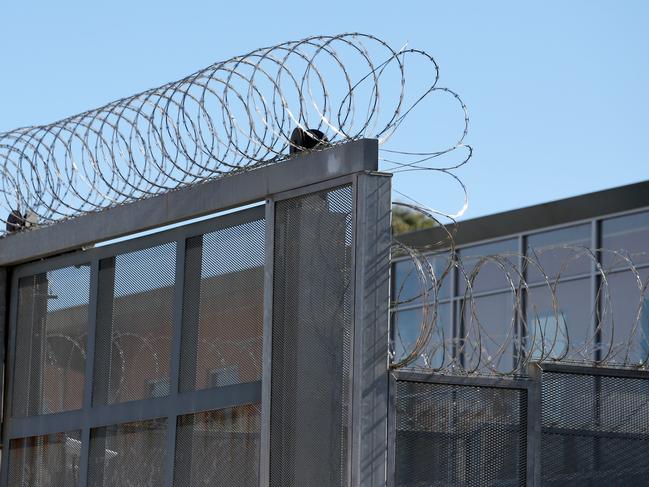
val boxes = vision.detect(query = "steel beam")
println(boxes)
[259,198,275,487]
[392,369,532,390]
[0,267,6,435]
[351,172,392,487]
[6,381,261,439]
[539,361,649,379]
[527,363,542,487]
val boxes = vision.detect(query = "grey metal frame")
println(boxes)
[259,197,275,487]
[351,172,392,487]
[258,170,392,487]
[0,205,265,487]
[0,139,386,487]
[0,268,7,441]
[388,370,539,487]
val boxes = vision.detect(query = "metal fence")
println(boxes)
[391,372,532,487]
[3,206,266,486]
[2,139,647,487]
[537,363,649,486]
[391,363,649,487]
[0,140,392,487]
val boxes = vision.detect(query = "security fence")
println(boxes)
[0,140,393,487]
[391,372,532,487]
[391,363,649,487]
[537,363,649,486]
[6,137,646,487]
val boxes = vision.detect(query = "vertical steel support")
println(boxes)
[527,362,542,486]
[88,258,115,485]
[0,267,7,440]
[164,237,187,487]
[351,172,392,487]
[386,373,397,487]
[259,198,275,487]
[177,236,203,394]
[92,258,116,407]
[0,271,18,486]
[0,267,7,485]
[78,259,100,487]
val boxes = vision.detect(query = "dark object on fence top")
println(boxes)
[6,210,25,234]
[289,128,329,155]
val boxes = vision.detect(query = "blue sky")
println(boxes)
[1,1,647,220]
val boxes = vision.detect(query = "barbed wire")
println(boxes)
[388,86,649,375]
[377,39,649,375]
[390,224,649,375]
[0,33,468,234]
[9,30,639,376]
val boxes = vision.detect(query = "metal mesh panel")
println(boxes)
[87,418,167,486]
[179,217,265,393]
[395,380,526,487]
[8,430,82,486]
[93,243,176,405]
[541,370,649,486]
[270,185,353,487]
[13,265,90,417]
[173,404,261,486]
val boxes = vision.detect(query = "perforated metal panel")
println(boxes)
[269,185,354,487]
[180,217,265,393]
[93,243,176,405]
[173,404,261,486]
[8,430,82,486]
[3,207,269,487]
[395,380,527,487]
[13,266,90,417]
[87,418,167,486]
[541,370,649,486]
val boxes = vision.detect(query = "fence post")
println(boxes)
[351,172,392,487]
[527,362,542,486]
[0,267,6,433]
